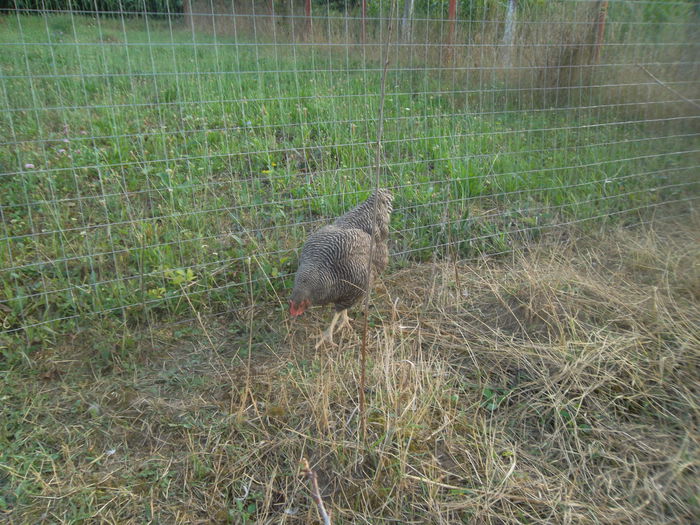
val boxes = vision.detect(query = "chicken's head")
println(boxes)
[290,263,326,317]
[289,298,311,317]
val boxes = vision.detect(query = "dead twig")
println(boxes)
[301,458,332,525]
[638,64,700,110]
[360,0,398,442]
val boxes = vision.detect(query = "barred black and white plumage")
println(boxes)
[289,189,393,347]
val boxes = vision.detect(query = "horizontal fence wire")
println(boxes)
[1,0,699,345]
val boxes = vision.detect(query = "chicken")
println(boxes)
[289,189,393,348]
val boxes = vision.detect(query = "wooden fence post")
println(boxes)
[306,0,313,40]
[593,0,609,63]
[446,0,457,64]
[362,0,367,44]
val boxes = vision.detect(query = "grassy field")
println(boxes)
[1,213,698,523]
[0,14,698,351]
[0,11,699,522]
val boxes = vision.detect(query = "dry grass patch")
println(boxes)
[1,213,698,523]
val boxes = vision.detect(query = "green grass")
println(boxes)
[0,13,698,351]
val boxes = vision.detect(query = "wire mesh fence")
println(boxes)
[1,0,698,348]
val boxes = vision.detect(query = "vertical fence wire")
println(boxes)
[0,0,699,346]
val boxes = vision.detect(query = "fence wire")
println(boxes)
[1,0,699,345]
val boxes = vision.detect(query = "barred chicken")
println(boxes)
[289,189,393,348]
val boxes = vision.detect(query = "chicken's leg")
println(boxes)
[314,309,353,349]
[337,309,353,332]
[314,310,342,349]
